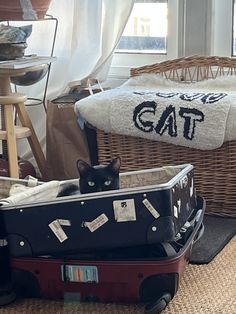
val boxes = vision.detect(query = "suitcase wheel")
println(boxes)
[144,293,171,314]
[0,281,16,306]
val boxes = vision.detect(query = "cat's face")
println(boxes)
[77,157,121,194]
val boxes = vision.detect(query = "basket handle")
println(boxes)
[87,78,104,95]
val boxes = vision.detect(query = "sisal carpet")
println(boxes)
[0,236,235,314]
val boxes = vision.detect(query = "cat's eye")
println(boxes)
[104,180,111,186]
[88,181,95,186]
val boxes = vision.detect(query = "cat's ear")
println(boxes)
[77,160,92,176]
[108,157,121,174]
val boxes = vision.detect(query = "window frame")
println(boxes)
[116,0,168,54]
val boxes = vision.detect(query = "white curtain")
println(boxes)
[16,0,134,171]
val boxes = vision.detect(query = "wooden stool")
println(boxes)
[0,62,51,179]
[0,93,46,178]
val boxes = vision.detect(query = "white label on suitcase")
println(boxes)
[113,199,136,222]
[190,178,194,197]
[174,205,178,218]
[0,238,8,247]
[49,220,68,242]
[142,198,160,219]
[84,213,108,232]
[177,199,181,213]
[57,219,71,226]
[180,175,188,188]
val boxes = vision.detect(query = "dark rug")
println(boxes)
[190,214,236,264]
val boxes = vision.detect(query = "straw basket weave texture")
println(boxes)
[96,55,236,217]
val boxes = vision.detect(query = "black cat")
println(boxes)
[57,157,121,196]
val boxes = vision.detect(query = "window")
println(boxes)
[116,0,168,54]
[110,0,236,82]
[110,0,182,79]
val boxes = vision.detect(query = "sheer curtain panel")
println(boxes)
[16,0,134,171]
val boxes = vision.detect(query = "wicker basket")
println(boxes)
[96,55,236,217]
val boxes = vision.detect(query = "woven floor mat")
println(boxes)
[163,236,236,314]
[190,215,236,264]
[1,237,235,314]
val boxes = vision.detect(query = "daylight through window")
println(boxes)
[116,0,168,54]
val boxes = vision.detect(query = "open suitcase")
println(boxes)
[1,164,197,257]
[10,196,205,314]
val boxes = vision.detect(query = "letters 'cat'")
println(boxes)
[132,92,227,141]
